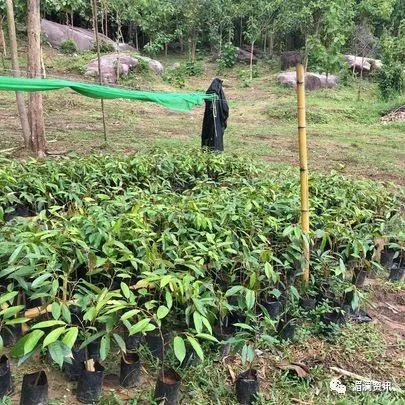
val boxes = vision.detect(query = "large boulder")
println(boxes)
[41,19,135,52]
[84,53,164,83]
[344,55,382,73]
[139,57,164,76]
[85,54,139,83]
[236,48,258,64]
[277,71,337,90]
[241,44,263,58]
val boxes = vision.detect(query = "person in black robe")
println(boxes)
[201,78,229,152]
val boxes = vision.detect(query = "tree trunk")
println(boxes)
[179,34,183,53]
[239,17,243,47]
[105,9,108,38]
[91,0,108,143]
[268,32,274,57]
[6,0,31,149]
[250,41,254,81]
[358,56,364,101]
[27,0,46,158]
[0,16,6,57]
[135,25,139,50]
[219,27,223,56]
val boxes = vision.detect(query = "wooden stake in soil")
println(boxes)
[91,0,108,143]
[5,0,31,149]
[85,359,95,372]
[296,63,310,284]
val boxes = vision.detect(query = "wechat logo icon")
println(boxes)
[330,379,347,394]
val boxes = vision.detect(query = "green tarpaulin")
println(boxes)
[0,76,216,112]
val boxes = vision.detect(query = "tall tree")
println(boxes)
[6,0,31,148]
[27,0,46,157]
[0,14,6,57]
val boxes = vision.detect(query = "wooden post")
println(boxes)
[27,0,46,158]
[5,0,31,149]
[91,0,108,143]
[296,63,310,284]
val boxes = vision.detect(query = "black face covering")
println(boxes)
[201,78,229,152]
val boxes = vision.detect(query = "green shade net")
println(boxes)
[0,76,216,112]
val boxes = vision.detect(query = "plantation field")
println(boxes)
[0,46,404,405]
[0,151,404,404]
[0,45,404,184]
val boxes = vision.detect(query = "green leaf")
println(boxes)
[113,333,126,353]
[193,312,203,333]
[187,335,204,361]
[245,289,255,310]
[290,286,300,300]
[0,291,18,306]
[61,304,71,324]
[120,309,140,321]
[233,323,254,331]
[12,330,45,357]
[225,286,243,297]
[62,327,79,349]
[241,343,248,365]
[9,244,24,263]
[195,333,218,342]
[31,273,52,288]
[43,326,66,347]
[0,335,3,352]
[351,292,360,311]
[129,319,150,335]
[121,282,131,299]
[79,331,105,350]
[31,320,66,329]
[173,336,186,363]
[51,302,61,320]
[5,317,30,325]
[201,316,212,334]
[165,291,173,309]
[100,335,110,361]
[49,341,71,369]
[157,305,169,320]
[0,305,25,319]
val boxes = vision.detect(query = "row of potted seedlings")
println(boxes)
[0,333,179,405]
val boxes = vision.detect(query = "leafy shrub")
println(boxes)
[163,61,203,88]
[95,40,114,53]
[60,39,77,55]
[377,63,404,101]
[237,67,259,87]
[143,41,164,56]
[183,61,203,77]
[218,43,238,70]
[163,67,186,88]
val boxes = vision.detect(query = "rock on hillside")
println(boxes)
[277,71,337,90]
[236,47,258,64]
[41,19,135,52]
[344,55,382,74]
[84,54,139,83]
[84,53,164,83]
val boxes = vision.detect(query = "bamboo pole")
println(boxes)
[296,63,310,284]
[91,0,108,143]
